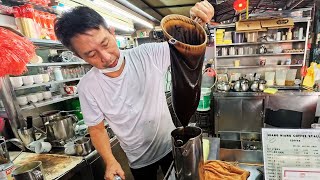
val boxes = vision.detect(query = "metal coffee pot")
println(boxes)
[234,79,249,92]
[217,81,230,92]
[171,126,204,180]
[250,79,267,92]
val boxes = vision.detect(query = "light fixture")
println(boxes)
[104,18,135,32]
[93,0,154,29]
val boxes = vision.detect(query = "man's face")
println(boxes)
[70,26,120,70]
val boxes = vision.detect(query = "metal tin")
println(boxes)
[0,162,14,180]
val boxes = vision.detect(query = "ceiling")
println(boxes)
[115,0,315,24]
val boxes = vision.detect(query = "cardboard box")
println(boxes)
[236,20,262,32]
[261,18,294,29]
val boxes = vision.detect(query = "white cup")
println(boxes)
[42,91,52,100]
[22,76,34,86]
[10,77,23,88]
[64,142,76,155]
[16,96,28,106]
[33,75,43,84]
[26,139,45,152]
[42,74,50,83]
[28,141,51,154]
[35,92,44,101]
[27,94,38,103]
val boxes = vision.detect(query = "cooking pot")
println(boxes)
[40,110,61,126]
[45,115,78,141]
[75,137,93,156]
[12,161,45,180]
[0,137,23,164]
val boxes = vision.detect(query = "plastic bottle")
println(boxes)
[287,28,292,40]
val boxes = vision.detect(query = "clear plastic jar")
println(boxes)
[53,66,64,81]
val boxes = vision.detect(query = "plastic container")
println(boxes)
[197,88,211,111]
[53,66,64,81]
[276,69,287,86]
[285,69,297,86]
[265,72,275,86]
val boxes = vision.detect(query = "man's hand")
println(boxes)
[190,0,214,25]
[105,159,125,180]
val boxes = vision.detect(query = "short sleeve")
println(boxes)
[138,42,170,74]
[78,87,104,127]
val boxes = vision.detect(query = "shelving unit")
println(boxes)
[20,95,79,111]
[30,38,64,49]
[5,39,87,112]
[216,40,305,47]
[217,52,304,58]
[218,64,303,69]
[26,62,89,67]
[211,18,311,77]
[14,78,82,90]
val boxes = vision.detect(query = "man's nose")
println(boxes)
[99,50,112,63]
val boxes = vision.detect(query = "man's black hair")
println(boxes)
[54,6,108,49]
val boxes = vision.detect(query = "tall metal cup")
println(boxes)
[171,126,204,180]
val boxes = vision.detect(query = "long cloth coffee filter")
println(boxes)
[161,15,207,127]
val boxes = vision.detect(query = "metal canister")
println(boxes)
[0,162,14,180]
[11,161,45,180]
[171,126,204,180]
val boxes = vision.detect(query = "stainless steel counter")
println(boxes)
[164,137,263,180]
[212,90,320,97]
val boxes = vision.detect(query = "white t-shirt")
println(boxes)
[77,42,176,169]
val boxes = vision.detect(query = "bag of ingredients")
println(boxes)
[0,27,35,77]
[161,14,207,127]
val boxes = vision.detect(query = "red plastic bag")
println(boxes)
[0,27,35,77]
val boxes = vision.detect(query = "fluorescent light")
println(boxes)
[104,18,134,32]
[93,0,154,29]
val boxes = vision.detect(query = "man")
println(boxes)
[54,2,214,180]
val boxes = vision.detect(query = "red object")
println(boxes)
[21,4,35,19]
[0,117,4,133]
[0,28,36,77]
[300,65,307,77]
[233,0,247,11]
[12,6,21,18]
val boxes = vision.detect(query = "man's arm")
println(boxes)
[89,121,125,180]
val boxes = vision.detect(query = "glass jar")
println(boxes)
[53,66,64,81]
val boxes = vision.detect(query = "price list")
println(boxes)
[262,128,320,180]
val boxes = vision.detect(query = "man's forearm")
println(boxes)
[89,122,116,165]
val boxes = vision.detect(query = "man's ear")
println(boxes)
[109,26,116,36]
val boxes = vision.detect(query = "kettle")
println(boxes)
[250,80,260,92]
[233,79,249,92]
[258,79,267,91]
[217,81,230,92]
[250,79,267,92]
[240,79,249,92]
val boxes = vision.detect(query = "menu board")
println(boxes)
[262,128,320,180]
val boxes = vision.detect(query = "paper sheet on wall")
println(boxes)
[262,128,320,180]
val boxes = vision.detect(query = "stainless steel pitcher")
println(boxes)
[171,126,204,180]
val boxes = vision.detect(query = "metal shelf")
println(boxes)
[216,40,305,47]
[269,85,301,90]
[217,52,304,58]
[21,95,79,111]
[30,38,64,48]
[14,78,82,90]
[26,62,89,67]
[217,64,303,69]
